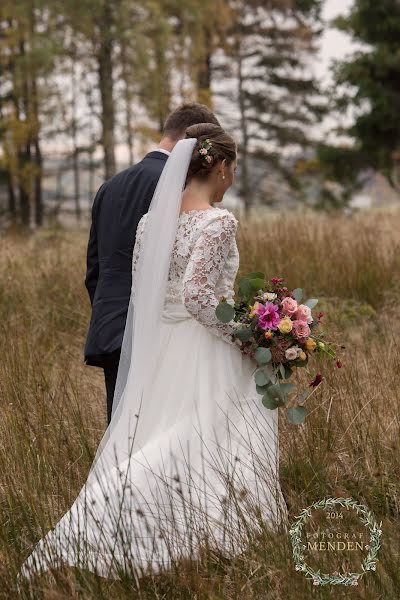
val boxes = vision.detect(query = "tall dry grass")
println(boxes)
[0,207,399,599]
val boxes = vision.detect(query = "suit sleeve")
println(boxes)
[85,182,106,305]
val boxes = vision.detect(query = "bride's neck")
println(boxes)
[181,181,214,210]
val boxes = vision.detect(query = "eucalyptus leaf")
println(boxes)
[304,298,318,309]
[216,302,235,323]
[256,383,271,395]
[278,382,296,396]
[267,383,295,404]
[246,272,265,280]
[235,326,253,342]
[250,278,265,291]
[262,394,280,410]
[238,278,252,299]
[283,364,293,379]
[286,406,307,424]
[254,347,272,365]
[298,390,309,406]
[292,288,303,303]
[255,368,270,387]
[279,363,286,379]
[270,372,278,385]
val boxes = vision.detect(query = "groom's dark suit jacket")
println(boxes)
[84,150,169,367]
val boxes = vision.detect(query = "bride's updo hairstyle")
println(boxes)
[184,123,236,184]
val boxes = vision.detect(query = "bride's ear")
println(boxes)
[219,158,227,177]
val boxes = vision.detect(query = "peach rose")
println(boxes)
[249,301,260,318]
[296,304,313,324]
[292,319,311,341]
[305,337,317,351]
[281,296,298,317]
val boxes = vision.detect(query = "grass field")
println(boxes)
[0,206,399,599]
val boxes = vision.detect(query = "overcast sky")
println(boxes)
[318,0,355,82]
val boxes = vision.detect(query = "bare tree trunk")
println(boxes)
[85,86,97,203]
[7,22,31,226]
[0,98,17,222]
[70,47,81,222]
[97,2,116,179]
[31,77,43,227]
[18,38,31,227]
[237,38,250,218]
[7,173,17,222]
[197,27,212,106]
[33,136,43,226]
[120,39,134,165]
[18,143,31,227]
[154,31,171,133]
[29,5,43,227]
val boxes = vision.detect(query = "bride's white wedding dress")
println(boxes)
[19,162,288,583]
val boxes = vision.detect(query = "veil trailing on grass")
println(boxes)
[88,137,197,476]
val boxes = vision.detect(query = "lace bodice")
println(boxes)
[132,207,240,347]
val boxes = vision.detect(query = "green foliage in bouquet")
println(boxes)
[216,273,341,425]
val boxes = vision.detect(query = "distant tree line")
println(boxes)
[2,0,396,226]
[0,0,327,225]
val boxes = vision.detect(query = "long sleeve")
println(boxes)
[85,182,107,305]
[182,213,241,347]
[131,214,147,298]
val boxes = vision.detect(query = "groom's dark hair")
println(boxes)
[162,103,220,141]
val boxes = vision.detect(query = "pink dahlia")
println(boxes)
[257,302,280,331]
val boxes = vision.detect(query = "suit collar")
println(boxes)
[144,150,170,161]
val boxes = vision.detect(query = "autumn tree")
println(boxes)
[320,0,400,191]
[0,0,58,226]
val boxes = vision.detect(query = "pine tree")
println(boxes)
[214,0,324,213]
[322,0,400,189]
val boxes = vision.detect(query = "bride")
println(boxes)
[19,123,288,582]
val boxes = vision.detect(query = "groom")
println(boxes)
[84,103,221,424]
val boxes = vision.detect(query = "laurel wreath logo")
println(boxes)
[289,497,382,586]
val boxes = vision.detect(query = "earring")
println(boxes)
[222,174,226,180]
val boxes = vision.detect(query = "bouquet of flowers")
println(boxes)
[216,274,343,424]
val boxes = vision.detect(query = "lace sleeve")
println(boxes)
[132,215,147,294]
[182,212,241,347]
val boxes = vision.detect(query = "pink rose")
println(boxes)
[292,319,311,341]
[296,304,313,324]
[281,296,298,317]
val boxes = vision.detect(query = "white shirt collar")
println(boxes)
[154,148,171,156]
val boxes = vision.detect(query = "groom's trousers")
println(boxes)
[103,364,118,425]
[102,350,121,425]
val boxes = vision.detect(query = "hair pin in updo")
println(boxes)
[198,138,213,165]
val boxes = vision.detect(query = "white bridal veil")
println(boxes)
[16,137,198,582]
[90,136,198,475]
[18,138,202,581]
